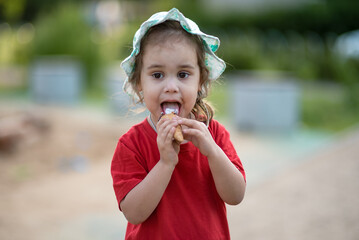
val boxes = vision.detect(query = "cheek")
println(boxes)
[142,89,153,102]
[138,76,151,95]
[185,87,199,107]
[142,85,159,103]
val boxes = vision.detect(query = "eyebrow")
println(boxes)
[146,64,196,70]
[179,64,196,69]
[146,64,163,69]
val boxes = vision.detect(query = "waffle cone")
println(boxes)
[161,112,184,143]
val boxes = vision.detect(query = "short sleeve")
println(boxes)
[111,139,148,210]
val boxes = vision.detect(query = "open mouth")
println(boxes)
[161,102,181,115]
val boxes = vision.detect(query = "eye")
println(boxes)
[178,71,189,79]
[152,72,163,79]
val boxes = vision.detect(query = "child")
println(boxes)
[111,8,246,239]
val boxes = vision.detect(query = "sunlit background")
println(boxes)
[0,0,358,239]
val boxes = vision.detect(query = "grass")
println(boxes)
[207,81,230,119]
[301,83,359,132]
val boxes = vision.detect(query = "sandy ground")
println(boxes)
[0,103,358,240]
[228,126,359,240]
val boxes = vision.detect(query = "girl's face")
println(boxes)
[138,38,201,122]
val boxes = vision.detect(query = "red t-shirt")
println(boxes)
[111,118,245,240]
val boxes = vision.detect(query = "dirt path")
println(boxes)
[0,161,127,240]
[228,127,359,240]
[0,104,130,240]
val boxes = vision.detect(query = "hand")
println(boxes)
[177,118,218,157]
[156,117,181,166]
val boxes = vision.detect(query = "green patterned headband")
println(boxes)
[121,8,226,98]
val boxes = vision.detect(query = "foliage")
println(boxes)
[0,0,26,23]
[118,0,359,85]
[192,0,359,36]
[0,24,18,65]
[0,0,89,23]
[215,28,359,109]
[0,22,33,67]
[217,29,357,79]
[301,83,359,132]
[30,3,101,89]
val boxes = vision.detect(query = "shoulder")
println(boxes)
[116,119,154,153]
[208,119,234,147]
[120,119,147,141]
[208,119,228,136]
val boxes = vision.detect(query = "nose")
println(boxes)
[164,77,179,93]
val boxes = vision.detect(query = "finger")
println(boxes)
[177,117,206,129]
[157,116,179,130]
[182,128,203,139]
[158,121,178,142]
[157,117,176,132]
[172,140,180,154]
[156,117,168,130]
[166,127,176,143]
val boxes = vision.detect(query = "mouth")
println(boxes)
[161,102,181,115]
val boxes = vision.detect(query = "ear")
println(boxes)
[136,81,142,92]
[197,83,202,92]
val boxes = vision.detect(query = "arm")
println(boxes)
[120,160,175,224]
[206,145,246,205]
[120,118,180,224]
[179,118,246,205]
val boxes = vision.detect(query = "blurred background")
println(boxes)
[0,0,358,239]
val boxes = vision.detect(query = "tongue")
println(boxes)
[162,102,179,115]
